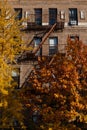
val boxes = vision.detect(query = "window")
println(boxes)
[80,10,85,19]
[69,8,78,25]
[60,10,65,20]
[14,8,22,20]
[34,37,42,56]
[70,35,79,41]
[49,8,57,25]
[12,68,20,88]
[49,37,58,55]
[35,9,42,25]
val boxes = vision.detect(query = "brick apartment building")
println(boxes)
[8,0,87,87]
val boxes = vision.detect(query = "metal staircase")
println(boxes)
[19,23,65,88]
[33,23,57,55]
[17,23,57,62]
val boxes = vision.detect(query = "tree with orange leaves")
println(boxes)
[22,37,87,130]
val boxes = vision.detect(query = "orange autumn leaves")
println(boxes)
[22,37,87,129]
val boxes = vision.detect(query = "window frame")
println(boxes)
[34,37,42,56]
[12,68,20,88]
[69,8,78,25]
[70,35,79,41]
[49,37,58,55]
[34,8,42,25]
[14,8,22,20]
[49,8,57,25]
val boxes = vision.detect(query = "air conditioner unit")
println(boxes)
[70,21,77,25]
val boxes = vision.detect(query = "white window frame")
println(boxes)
[60,10,65,20]
[80,10,85,20]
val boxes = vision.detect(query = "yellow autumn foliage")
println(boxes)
[0,0,25,128]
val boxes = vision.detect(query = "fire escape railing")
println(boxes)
[18,22,62,62]
[18,13,65,87]
[33,23,57,54]
[26,21,64,31]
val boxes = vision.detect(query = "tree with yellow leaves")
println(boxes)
[0,0,25,129]
[22,37,87,130]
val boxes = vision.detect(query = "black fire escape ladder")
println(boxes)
[17,26,51,62]
[33,23,57,55]
[27,28,51,49]
[21,23,58,87]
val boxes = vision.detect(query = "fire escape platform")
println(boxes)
[18,22,65,62]
[23,21,64,31]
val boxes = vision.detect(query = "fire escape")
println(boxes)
[18,12,65,87]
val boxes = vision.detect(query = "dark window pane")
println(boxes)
[70,35,79,41]
[49,8,57,25]
[34,37,42,56]
[14,8,22,20]
[35,9,42,25]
